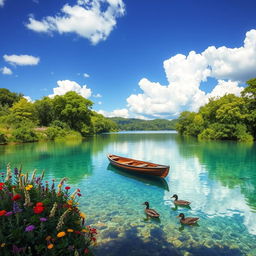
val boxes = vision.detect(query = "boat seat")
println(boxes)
[136,164,148,167]
[122,161,134,165]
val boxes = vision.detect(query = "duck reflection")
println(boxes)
[107,164,169,191]
[171,204,191,211]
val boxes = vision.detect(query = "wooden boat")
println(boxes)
[107,154,169,178]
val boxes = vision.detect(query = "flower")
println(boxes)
[57,231,66,238]
[67,229,74,232]
[80,212,86,219]
[25,225,35,232]
[40,217,47,222]
[25,184,33,191]
[45,236,51,241]
[77,193,82,197]
[0,210,7,216]
[13,201,22,213]
[36,202,44,207]
[33,206,44,214]
[84,248,89,254]
[65,186,71,190]
[12,194,22,201]
[47,243,54,249]
[0,243,6,248]
[5,211,13,216]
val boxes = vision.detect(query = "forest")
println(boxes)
[108,117,177,131]
[176,78,256,142]
[0,89,118,144]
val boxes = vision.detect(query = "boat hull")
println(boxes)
[107,154,169,178]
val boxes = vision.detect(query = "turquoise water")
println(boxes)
[0,131,256,256]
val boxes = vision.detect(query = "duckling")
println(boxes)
[143,201,160,218]
[177,213,199,225]
[171,194,190,206]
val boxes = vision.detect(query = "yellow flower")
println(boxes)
[47,243,54,249]
[57,184,62,188]
[67,200,73,205]
[80,212,86,219]
[81,229,89,233]
[45,236,51,241]
[67,229,74,232]
[57,231,66,238]
[1,243,6,247]
[25,184,33,191]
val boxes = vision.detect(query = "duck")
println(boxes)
[171,194,191,206]
[143,201,160,218]
[177,213,199,225]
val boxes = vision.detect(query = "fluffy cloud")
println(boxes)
[49,80,92,98]
[3,54,40,66]
[98,108,129,118]
[26,0,125,44]
[0,0,5,7]
[83,73,90,78]
[93,93,102,98]
[0,66,12,75]
[127,29,256,118]
[23,96,33,102]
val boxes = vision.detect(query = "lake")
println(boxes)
[0,131,256,256]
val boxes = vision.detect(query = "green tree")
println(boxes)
[0,88,23,108]
[34,97,54,126]
[52,92,93,132]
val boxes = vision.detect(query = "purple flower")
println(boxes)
[14,168,19,176]
[40,217,47,222]
[25,225,35,232]
[13,202,22,213]
[5,211,13,216]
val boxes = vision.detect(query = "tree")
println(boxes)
[52,92,93,132]
[0,88,23,107]
[34,97,54,126]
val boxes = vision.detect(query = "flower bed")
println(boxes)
[0,164,97,255]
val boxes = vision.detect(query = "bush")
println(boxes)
[0,165,96,255]
[46,127,67,141]
[0,132,7,144]
[11,126,38,143]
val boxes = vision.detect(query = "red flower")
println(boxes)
[12,194,22,201]
[77,193,82,197]
[0,210,7,216]
[0,182,4,186]
[65,186,71,190]
[0,186,3,191]
[36,202,44,207]
[84,248,89,254]
[74,231,81,235]
[33,206,44,214]
[91,237,96,242]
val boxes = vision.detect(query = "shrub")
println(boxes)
[11,126,38,143]
[0,165,96,255]
[0,132,7,144]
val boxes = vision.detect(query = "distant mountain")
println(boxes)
[108,117,177,131]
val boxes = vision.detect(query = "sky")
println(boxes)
[0,0,256,119]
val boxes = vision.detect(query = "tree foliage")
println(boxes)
[176,78,256,142]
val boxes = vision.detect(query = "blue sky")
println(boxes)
[1,0,256,119]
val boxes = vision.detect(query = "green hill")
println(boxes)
[108,117,177,131]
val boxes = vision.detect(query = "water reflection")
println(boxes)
[107,164,169,191]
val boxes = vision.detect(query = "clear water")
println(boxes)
[0,131,256,256]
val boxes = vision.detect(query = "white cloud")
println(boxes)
[23,96,33,102]
[49,80,92,98]
[26,0,125,45]
[83,73,90,78]
[93,93,102,98]
[0,0,5,7]
[126,29,256,118]
[98,101,102,105]
[3,54,40,66]
[1,66,12,75]
[98,108,129,118]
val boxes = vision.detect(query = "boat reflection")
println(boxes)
[107,164,169,191]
